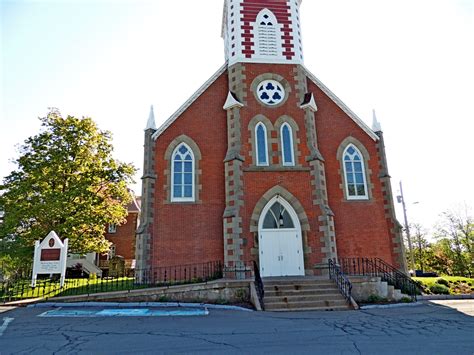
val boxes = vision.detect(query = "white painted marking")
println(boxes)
[0,317,14,337]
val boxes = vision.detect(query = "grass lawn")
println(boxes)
[413,276,474,295]
[1,277,139,301]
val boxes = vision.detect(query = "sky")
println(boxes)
[1,0,473,233]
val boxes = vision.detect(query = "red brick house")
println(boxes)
[102,196,140,271]
[136,0,406,278]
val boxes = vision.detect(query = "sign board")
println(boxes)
[32,231,68,288]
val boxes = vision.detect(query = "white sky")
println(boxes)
[1,0,473,232]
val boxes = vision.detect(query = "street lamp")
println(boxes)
[397,181,415,273]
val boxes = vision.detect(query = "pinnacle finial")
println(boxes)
[372,109,382,132]
[145,105,156,130]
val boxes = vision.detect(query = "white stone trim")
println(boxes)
[223,91,244,110]
[152,64,227,140]
[300,93,318,112]
[145,105,156,130]
[303,66,379,141]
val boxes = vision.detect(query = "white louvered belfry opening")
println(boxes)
[256,10,280,57]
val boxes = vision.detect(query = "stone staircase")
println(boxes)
[262,277,353,312]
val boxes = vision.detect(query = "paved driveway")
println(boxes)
[0,300,473,354]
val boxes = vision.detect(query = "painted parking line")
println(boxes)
[38,307,209,317]
[0,317,14,337]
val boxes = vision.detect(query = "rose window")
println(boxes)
[257,80,285,106]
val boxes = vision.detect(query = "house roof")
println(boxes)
[152,64,228,140]
[127,194,141,213]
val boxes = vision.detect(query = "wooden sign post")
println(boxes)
[32,231,68,288]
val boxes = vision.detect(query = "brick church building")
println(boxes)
[136,0,406,278]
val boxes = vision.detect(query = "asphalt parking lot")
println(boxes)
[0,300,473,354]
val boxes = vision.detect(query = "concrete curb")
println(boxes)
[360,302,423,310]
[27,302,254,312]
[418,295,474,301]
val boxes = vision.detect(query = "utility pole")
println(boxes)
[398,181,415,272]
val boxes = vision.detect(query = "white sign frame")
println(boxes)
[32,231,68,288]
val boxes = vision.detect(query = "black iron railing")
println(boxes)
[338,257,420,301]
[252,260,265,309]
[328,259,352,303]
[1,261,228,304]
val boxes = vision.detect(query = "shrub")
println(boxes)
[436,278,449,286]
[429,284,450,295]
[367,294,387,303]
[400,297,412,303]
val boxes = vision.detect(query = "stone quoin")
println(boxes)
[136,0,406,278]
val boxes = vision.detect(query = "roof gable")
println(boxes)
[303,66,379,141]
[152,64,227,140]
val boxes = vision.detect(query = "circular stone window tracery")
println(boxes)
[256,80,285,106]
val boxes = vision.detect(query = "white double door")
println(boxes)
[259,229,304,277]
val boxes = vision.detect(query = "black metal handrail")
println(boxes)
[328,259,352,303]
[338,257,420,301]
[252,261,265,309]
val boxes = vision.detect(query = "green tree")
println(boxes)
[409,223,433,272]
[0,110,135,266]
[434,206,473,277]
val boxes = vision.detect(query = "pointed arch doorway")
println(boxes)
[258,196,305,277]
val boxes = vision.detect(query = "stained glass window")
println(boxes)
[281,123,294,166]
[256,123,268,166]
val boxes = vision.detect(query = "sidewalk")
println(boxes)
[0,306,16,314]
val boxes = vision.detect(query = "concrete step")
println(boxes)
[264,288,340,297]
[264,299,349,311]
[260,277,352,312]
[264,284,337,292]
[265,293,345,303]
[266,305,351,312]
[263,279,335,286]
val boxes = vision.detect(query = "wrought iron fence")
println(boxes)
[0,260,260,304]
[338,257,421,301]
[328,259,352,303]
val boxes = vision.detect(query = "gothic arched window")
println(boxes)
[255,122,269,166]
[256,9,280,57]
[262,201,295,229]
[281,123,295,166]
[343,144,368,200]
[171,143,195,202]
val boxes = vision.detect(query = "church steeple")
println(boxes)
[222,0,304,66]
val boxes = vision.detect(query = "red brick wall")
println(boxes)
[105,212,138,261]
[307,80,399,267]
[151,73,229,268]
[238,63,323,269]
[151,62,400,270]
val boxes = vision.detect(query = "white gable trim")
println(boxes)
[302,66,379,141]
[152,64,228,140]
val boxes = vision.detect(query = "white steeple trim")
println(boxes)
[152,64,227,140]
[145,105,156,130]
[223,92,244,110]
[303,66,379,142]
[300,93,318,112]
[372,109,382,132]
